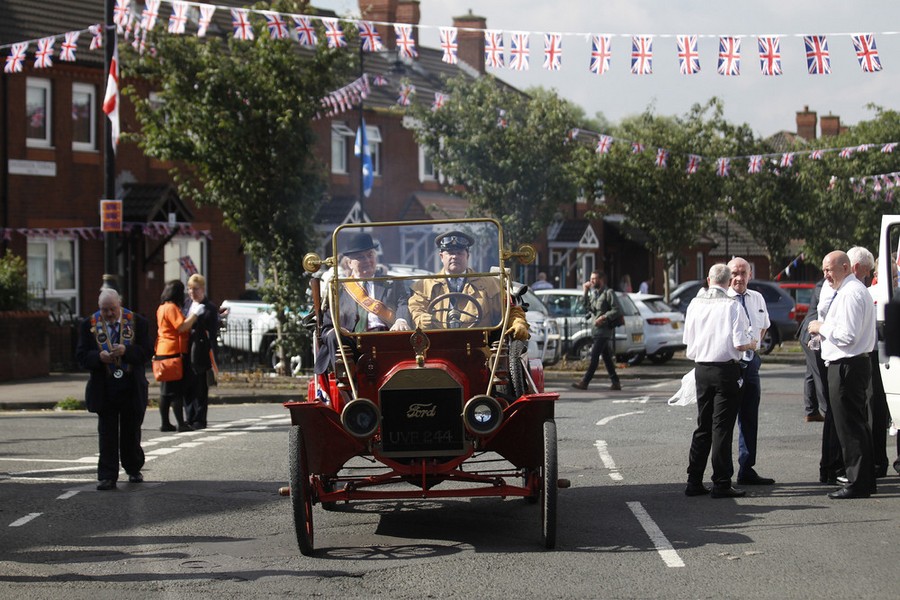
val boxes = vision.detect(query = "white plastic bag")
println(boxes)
[667,368,697,407]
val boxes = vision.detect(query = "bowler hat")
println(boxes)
[341,232,378,255]
[435,231,474,251]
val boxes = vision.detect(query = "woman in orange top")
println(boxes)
[157,280,203,432]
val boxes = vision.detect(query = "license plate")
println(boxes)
[672,322,681,329]
[632,333,643,342]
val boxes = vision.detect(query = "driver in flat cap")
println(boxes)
[406,231,529,340]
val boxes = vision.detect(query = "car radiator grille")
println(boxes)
[379,387,465,457]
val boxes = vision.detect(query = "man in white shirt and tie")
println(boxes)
[727,257,776,486]
[683,263,755,498]
[808,250,877,499]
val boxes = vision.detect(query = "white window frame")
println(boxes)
[365,124,382,177]
[418,144,436,182]
[26,237,79,314]
[72,82,96,151]
[163,236,207,284]
[331,122,354,174]
[26,77,52,148]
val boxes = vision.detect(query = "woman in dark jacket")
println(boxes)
[183,274,219,430]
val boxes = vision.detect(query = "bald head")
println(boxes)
[823,251,852,289]
[727,257,751,294]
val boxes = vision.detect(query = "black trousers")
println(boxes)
[828,354,874,491]
[97,390,146,481]
[868,350,890,475]
[687,362,742,487]
[802,342,828,417]
[581,334,619,385]
[185,368,210,428]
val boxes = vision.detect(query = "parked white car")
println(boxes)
[534,288,646,363]
[628,293,686,364]
[514,284,562,367]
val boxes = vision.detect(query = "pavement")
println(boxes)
[0,349,805,411]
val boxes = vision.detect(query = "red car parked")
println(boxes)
[779,282,816,323]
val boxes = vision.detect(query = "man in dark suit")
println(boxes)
[76,288,151,491]
[314,232,411,375]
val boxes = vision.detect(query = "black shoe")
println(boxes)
[737,474,775,485]
[177,423,194,432]
[684,482,710,496]
[819,474,839,485]
[828,487,871,499]
[610,382,622,391]
[191,422,206,430]
[571,381,587,390]
[710,486,746,499]
[128,472,143,483]
[160,424,176,432]
[875,465,888,479]
[97,479,116,491]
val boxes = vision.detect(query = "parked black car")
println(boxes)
[668,279,796,354]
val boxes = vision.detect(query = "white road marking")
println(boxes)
[627,501,685,568]
[57,491,79,500]
[612,396,650,404]
[146,447,181,456]
[593,440,624,481]
[0,457,95,464]
[15,465,94,475]
[596,410,645,426]
[9,513,42,527]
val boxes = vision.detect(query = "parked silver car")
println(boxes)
[534,288,646,362]
[628,293,686,364]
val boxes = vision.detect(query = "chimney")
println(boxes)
[453,10,486,74]
[396,0,421,44]
[821,113,841,138]
[359,0,398,51]
[796,105,817,141]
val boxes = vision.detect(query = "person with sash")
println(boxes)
[156,280,205,432]
[406,231,529,339]
[76,288,151,491]
[313,232,411,375]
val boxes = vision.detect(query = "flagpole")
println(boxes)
[102,0,118,291]
[358,42,364,218]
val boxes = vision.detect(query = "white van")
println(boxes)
[875,215,900,427]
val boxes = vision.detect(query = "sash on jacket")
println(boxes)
[342,282,395,328]
[90,308,135,379]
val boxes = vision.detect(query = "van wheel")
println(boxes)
[573,339,593,361]
[649,350,674,364]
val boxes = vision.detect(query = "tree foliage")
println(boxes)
[0,250,29,311]
[123,0,355,368]
[411,76,581,249]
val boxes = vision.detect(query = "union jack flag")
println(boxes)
[432,92,448,112]
[595,135,612,155]
[780,152,795,167]
[804,35,831,75]
[631,142,644,154]
[397,83,415,107]
[851,34,882,73]
[748,155,763,173]
[631,35,653,75]
[685,154,701,174]
[4,43,27,74]
[372,74,388,86]
[717,36,741,76]
[828,175,837,191]
[882,143,897,153]
[757,36,782,76]
[113,0,130,29]
[509,33,529,71]
[231,9,254,41]
[59,31,80,62]
[485,30,504,68]
[857,144,872,153]
[589,35,611,75]
[677,35,700,75]
[358,21,383,52]
[292,16,317,46]
[265,12,289,39]
[141,0,160,32]
[439,27,458,64]
[809,149,824,160]
[168,1,189,34]
[395,24,417,59]
[839,147,854,159]
[716,158,731,177]
[323,19,346,48]
[198,5,216,38]
[543,33,562,71]
[34,37,54,69]
[89,24,103,50]
[655,148,669,168]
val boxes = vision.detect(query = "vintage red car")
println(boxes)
[282,219,562,556]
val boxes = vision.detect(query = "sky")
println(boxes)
[315,0,900,139]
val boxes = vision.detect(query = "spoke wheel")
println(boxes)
[508,339,527,399]
[541,420,558,549]
[289,426,315,556]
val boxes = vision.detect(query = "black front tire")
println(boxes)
[648,350,674,364]
[289,426,315,556]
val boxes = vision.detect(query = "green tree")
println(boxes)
[577,99,738,298]
[124,1,355,371]
[411,76,582,249]
[796,106,900,263]
[0,250,29,311]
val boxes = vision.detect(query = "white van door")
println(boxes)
[876,215,900,425]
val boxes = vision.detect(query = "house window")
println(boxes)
[27,238,78,313]
[418,144,436,182]
[164,236,206,284]
[365,125,382,176]
[72,82,96,151]
[26,78,52,148]
[331,122,354,174]
[695,252,704,280]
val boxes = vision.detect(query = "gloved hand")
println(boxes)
[391,318,411,331]
[505,305,530,341]
[189,302,206,317]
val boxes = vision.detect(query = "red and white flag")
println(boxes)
[103,35,120,153]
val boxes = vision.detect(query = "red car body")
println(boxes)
[779,282,816,323]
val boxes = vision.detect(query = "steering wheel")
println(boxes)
[425,292,484,329]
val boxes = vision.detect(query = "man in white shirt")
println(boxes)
[808,250,877,499]
[683,264,755,498]
[727,257,775,486]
